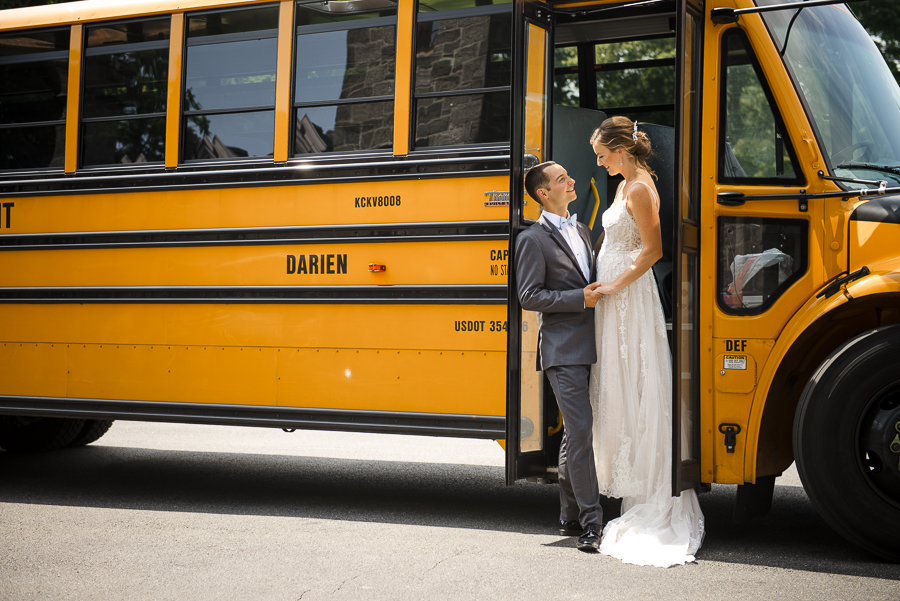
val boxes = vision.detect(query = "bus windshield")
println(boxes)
[760,1,900,187]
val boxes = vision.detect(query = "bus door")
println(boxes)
[671,0,703,495]
[506,0,552,484]
[506,0,704,490]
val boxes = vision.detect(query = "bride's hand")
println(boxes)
[593,281,620,295]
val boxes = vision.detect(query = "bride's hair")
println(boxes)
[590,116,656,179]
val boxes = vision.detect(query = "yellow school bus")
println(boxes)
[1,0,899,561]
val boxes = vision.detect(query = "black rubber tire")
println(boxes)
[0,416,86,453]
[66,419,114,447]
[794,324,900,562]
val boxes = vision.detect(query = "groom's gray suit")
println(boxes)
[515,213,603,528]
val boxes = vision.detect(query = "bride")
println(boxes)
[588,116,705,567]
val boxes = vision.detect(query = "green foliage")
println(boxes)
[722,34,797,180]
[854,0,900,87]
[595,38,675,116]
[553,47,579,108]
[553,38,676,126]
[594,38,676,64]
[726,64,780,178]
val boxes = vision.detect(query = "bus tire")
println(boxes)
[66,419,114,447]
[793,324,900,562]
[0,416,86,453]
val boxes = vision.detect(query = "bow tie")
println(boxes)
[560,214,578,229]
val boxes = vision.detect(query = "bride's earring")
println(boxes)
[619,153,623,166]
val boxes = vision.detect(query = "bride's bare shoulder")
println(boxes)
[625,178,659,214]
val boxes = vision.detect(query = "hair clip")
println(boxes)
[632,121,638,142]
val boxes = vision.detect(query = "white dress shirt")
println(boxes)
[543,211,591,282]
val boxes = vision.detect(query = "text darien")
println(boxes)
[286,254,348,275]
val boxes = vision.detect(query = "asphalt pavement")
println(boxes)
[1,422,898,600]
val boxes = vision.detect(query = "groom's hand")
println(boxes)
[584,282,603,308]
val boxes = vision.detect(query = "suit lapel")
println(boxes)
[576,223,595,277]
[538,214,588,284]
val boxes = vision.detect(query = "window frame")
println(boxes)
[180,3,281,164]
[290,6,398,158]
[552,33,677,123]
[0,26,70,173]
[79,16,171,169]
[717,27,805,187]
[715,216,809,316]
[410,2,512,151]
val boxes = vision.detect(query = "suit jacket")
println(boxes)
[515,213,597,370]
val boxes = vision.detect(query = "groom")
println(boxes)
[515,161,604,552]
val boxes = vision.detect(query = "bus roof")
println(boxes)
[0,0,275,33]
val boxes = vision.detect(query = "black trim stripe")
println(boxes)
[850,195,900,224]
[0,155,511,198]
[0,396,506,439]
[0,221,510,251]
[0,285,508,304]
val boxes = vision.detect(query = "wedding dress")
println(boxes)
[589,180,705,567]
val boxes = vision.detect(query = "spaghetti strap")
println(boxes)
[626,180,660,211]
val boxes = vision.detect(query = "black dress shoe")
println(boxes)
[576,523,601,552]
[559,520,581,536]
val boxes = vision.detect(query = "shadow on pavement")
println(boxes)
[1,444,898,580]
[697,481,899,579]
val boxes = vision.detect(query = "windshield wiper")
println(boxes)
[835,162,900,176]
[819,169,890,193]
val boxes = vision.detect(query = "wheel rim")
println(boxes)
[858,383,900,509]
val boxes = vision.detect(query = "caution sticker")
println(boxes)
[724,355,747,370]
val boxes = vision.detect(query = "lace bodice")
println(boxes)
[598,180,658,258]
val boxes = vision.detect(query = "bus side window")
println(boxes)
[0,28,70,171]
[552,37,676,128]
[292,1,398,155]
[182,4,280,161]
[716,217,808,314]
[719,28,804,185]
[82,18,170,167]
[413,0,511,148]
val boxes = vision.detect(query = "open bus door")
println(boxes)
[671,0,703,495]
[506,0,553,485]
[506,0,703,490]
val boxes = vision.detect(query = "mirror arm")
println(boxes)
[711,0,868,25]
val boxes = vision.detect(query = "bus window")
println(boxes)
[553,46,579,107]
[292,1,398,155]
[0,28,69,171]
[82,18,170,166]
[595,38,676,127]
[413,0,511,148]
[719,28,802,184]
[760,2,900,181]
[717,217,808,315]
[182,4,280,161]
[551,37,676,127]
